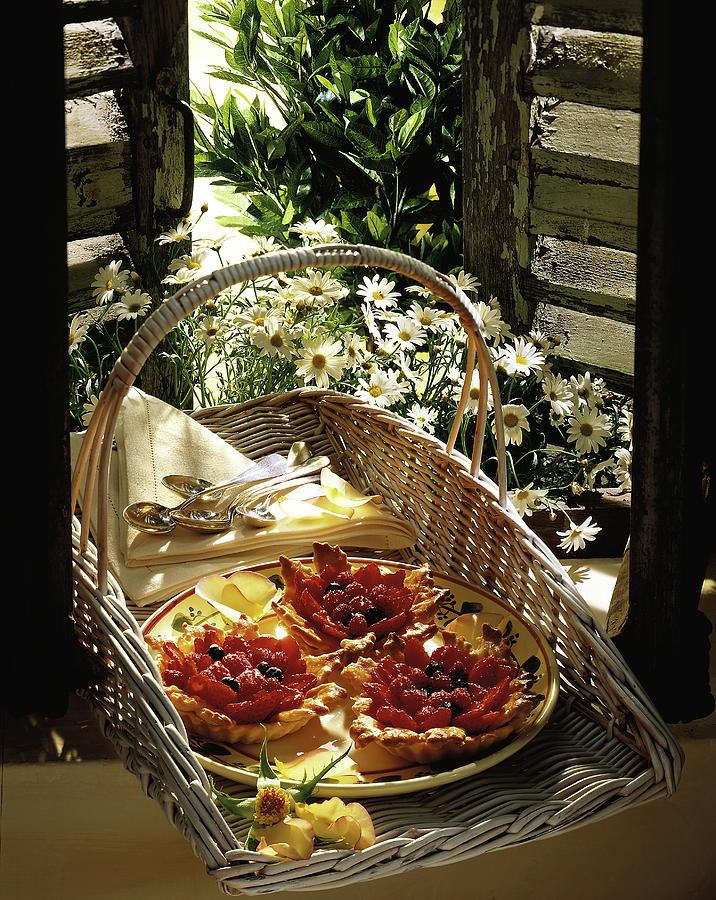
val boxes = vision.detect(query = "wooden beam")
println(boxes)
[530,173,638,251]
[526,26,642,110]
[526,237,636,322]
[63,19,136,99]
[462,0,533,328]
[610,0,715,723]
[531,300,634,389]
[531,100,639,188]
[523,0,642,36]
[65,92,134,241]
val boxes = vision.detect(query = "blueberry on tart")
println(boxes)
[272,543,447,669]
[146,615,346,744]
[348,628,540,765]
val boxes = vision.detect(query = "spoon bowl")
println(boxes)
[123,454,330,534]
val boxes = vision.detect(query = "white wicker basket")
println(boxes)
[71,244,682,894]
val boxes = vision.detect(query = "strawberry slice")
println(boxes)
[415,705,452,731]
[282,672,317,693]
[403,638,431,670]
[469,656,516,688]
[224,692,280,724]
[375,706,418,731]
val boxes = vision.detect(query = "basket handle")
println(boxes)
[72,243,508,590]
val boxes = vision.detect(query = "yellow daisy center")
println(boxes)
[504,412,519,428]
[580,423,594,436]
[308,285,324,296]
[398,330,411,342]
[270,334,284,347]
[515,354,527,366]
[312,353,327,369]
[369,385,383,397]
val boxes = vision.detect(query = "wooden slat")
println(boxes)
[66,92,134,241]
[523,0,642,36]
[66,234,133,312]
[531,100,639,188]
[531,301,634,388]
[526,236,636,322]
[64,19,136,98]
[526,26,642,110]
[530,173,638,250]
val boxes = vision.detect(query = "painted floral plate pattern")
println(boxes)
[142,558,559,798]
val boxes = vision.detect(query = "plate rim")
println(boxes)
[141,556,560,797]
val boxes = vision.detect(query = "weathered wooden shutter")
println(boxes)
[463,0,641,390]
[63,0,192,311]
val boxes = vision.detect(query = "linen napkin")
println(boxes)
[71,388,417,607]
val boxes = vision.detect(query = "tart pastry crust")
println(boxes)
[348,628,539,765]
[272,542,447,675]
[147,614,346,745]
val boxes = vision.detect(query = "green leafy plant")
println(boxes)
[192,0,463,272]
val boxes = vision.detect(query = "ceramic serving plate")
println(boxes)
[142,558,560,798]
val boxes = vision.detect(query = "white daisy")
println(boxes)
[542,371,574,418]
[162,250,214,285]
[289,218,340,244]
[234,303,278,332]
[289,269,345,306]
[406,283,435,300]
[251,319,297,359]
[155,219,193,245]
[196,315,230,347]
[570,371,596,408]
[474,300,507,344]
[246,235,282,256]
[115,290,152,321]
[566,406,611,456]
[294,338,346,388]
[356,274,401,310]
[407,403,438,434]
[557,515,602,553]
[361,302,382,342]
[498,337,546,377]
[91,260,130,303]
[355,368,408,408]
[68,315,89,354]
[510,483,549,517]
[494,403,531,446]
[383,315,426,351]
[448,270,480,292]
[342,332,366,369]
[81,393,101,427]
[618,407,633,449]
[612,446,632,491]
[453,370,493,412]
[408,301,449,332]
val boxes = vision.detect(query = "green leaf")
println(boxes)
[301,120,345,148]
[397,108,426,149]
[288,743,353,804]
[210,778,258,821]
[257,729,280,790]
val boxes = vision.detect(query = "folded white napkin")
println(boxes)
[71,388,416,608]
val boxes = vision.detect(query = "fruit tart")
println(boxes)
[146,615,346,744]
[272,543,447,671]
[348,627,540,765]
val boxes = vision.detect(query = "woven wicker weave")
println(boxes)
[71,244,682,894]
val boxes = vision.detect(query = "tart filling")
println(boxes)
[273,542,446,662]
[348,629,539,765]
[147,616,346,744]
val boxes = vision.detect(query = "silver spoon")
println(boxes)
[161,441,313,499]
[169,473,320,532]
[123,455,329,534]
